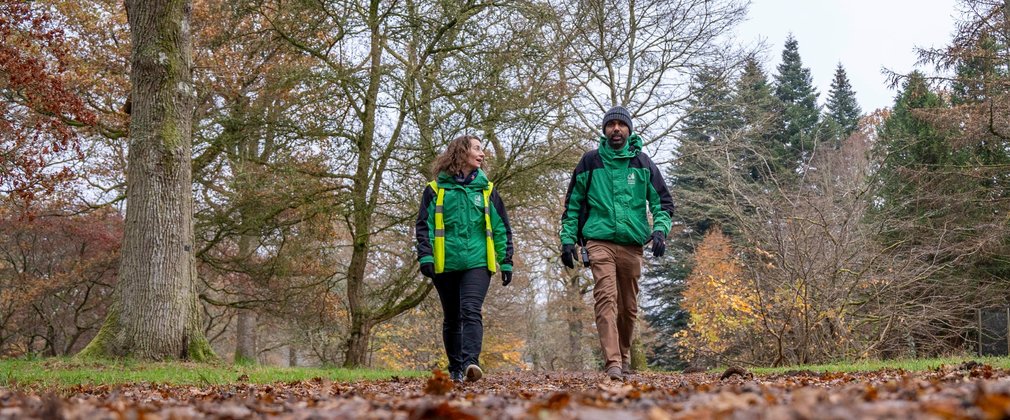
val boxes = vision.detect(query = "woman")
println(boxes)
[415,135,514,383]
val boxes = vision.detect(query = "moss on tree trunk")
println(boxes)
[78,0,215,362]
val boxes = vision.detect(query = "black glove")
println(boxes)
[561,244,577,269]
[650,231,666,257]
[420,262,435,278]
[501,270,513,286]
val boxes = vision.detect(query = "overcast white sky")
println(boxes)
[735,0,960,111]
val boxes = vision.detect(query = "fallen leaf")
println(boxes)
[424,369,454,396]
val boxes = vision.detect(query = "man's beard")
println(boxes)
[608,133,627,149]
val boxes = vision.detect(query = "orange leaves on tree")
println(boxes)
[677,229,756,360]
[372,304,529,371]
[0,1,96,204]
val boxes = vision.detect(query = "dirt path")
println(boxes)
[4,363,1010,419]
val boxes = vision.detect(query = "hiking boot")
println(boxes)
[465,364,483,382]
[607,366,624,381]
[450,370,464,383]
[622,361,632,375]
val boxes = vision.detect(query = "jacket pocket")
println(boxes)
[468,191,484,223]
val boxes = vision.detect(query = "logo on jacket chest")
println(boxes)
[627,173,636,185]
[474,195,482,206]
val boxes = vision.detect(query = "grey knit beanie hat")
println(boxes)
[602,106,633,134]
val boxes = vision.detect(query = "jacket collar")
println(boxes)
[436,168,489,189]
[598,132,642,161]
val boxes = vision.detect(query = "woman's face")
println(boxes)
[463,137,484,173]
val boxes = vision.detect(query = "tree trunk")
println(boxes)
[342,0,381,368]
[344,319,373,367]
[233,233,258,364]
[566,275,584,370]
[565,272,588,370]
[336,0,469,367]
[567,315,583,370]
[78,0,214,361]
[631,338,647,371]
[234,309,257,364]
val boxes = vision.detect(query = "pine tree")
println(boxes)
[773,35,820,166]
[737,58,780,129]
[680,66,742,143]
[669,66,741,245]
[870,71,948,242]
[736,57,787,179]
[868,64,1010,354]
[824,63,862,143]
[644,66,738,369]
[895,0,1010,352]
[950,32,1000,105]
[641,260,689,369]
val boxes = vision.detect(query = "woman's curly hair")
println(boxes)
[431,135,480,178]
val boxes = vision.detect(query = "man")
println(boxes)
[559,105,674,381]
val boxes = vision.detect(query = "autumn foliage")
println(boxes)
[7,364,1010,418]
[0,205,121,357]
[677,229,756,364]
[4,0,1005,377]
[0,1,96,203]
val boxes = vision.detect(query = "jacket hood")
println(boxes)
[436,168,490,188]
[598,132,642,161]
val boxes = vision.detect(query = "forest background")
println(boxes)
[2,0,1009,371]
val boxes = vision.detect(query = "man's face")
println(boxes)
[605,119,629,149]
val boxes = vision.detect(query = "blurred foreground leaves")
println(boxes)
[5,363,1010,418]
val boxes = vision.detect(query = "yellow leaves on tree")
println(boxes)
[372,304,528,371]
[677,229,756,361]
[372,307,446,371]
[479,333,527,371]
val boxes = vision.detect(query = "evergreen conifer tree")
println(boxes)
[773,35,820,166]
[669,66,741,246]
[879,1,1010,353]
[736,57,787,179]
[868,70,953,257]
[824,63,862,143]
[950,33,1000,105]
[668,65,742,249]
[872,71,948,229]
[644,66,738,369]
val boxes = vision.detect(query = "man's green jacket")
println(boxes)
[560,133,674,246]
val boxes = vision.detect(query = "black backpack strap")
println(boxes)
[576,151,601,247]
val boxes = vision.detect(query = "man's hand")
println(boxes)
[650,231,666,257]
[420,262,435,278]
[501,270,513,286]
[561,244,577,269]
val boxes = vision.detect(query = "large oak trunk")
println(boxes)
[78,0,213,361]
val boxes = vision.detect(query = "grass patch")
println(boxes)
[0,357,424,389]
[749,355,1010,375]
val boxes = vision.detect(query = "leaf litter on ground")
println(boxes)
[4,361,1010,418]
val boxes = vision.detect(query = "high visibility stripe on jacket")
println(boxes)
[415,169,514,275]
[428,180,497,274]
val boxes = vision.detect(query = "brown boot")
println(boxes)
[606,366,624,381]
